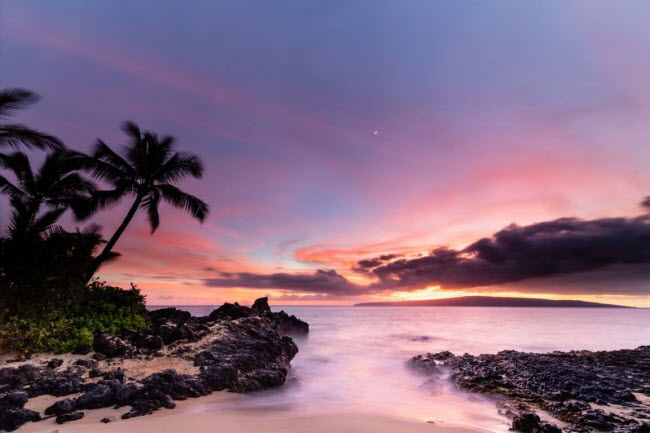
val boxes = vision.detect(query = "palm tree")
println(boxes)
[0,88,63,150]
[0,152,99,302]
[74,121,209,279]
[0,151,96,229]
[0,195,117,305]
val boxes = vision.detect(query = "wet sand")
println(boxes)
[18,391,488,433]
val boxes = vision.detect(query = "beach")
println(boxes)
[19,392,486,433]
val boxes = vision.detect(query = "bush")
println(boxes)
[0,281,148,354]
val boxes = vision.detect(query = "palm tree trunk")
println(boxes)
[85,194,143,281]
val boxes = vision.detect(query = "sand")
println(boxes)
[18,393,487,433]
[2,343,489,433]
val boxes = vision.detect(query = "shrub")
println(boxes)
[0,281,148,354]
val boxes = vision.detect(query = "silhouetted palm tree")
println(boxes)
[0,194,117,304]
[0,89,63,150]
[74,121,209,279]
[0,151,95,229]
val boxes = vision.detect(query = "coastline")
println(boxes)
[18,392,488,433]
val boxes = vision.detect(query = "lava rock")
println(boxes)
[406,353,449,375]
[423,346,650,433]
[142,335,164,351]
[0,407,40,431]
[269,310,309,335]
[75,383,115,409]
[148,308,191,327]
[73,359,97,368]
[0,391,40,431]
[140,369,208,400]
[251,297,271,315]
[44,398,77,415]
[512,412,542,432]
[93,334,133,358]
[208,302,253,321]
[46,358,64,369]
[55,411,84,424]
[103,369,125,382]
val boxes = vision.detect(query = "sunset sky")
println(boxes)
[2,1,650,306]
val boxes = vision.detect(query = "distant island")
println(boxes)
[354,295,631,308]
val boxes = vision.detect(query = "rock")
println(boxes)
[46,358,64,369]
[0,391,40,431]
[55,411,84,424]
[103,369,125,382]
[268,310,309,335]
[44,398,77,415]
[100,417,113,423]
[0,392,28,407]
[0,298,308,426]
[93,334,133,358]
[251,297,271,315]
[0,407,40,431]
[114,382,138,405]
[422,346,650,433]
[148,308,191,327]
[73,359,96,368]
[630,423,650,433]
[406,353,450,375]
[0,364,41,394]
[140,369,208,400]
[122,388,176,419]
[512,412,541,432]
[75,383,115,409]
[157,322,203,345]
[142,335,164,351]
[25,366,86,397]
[208,302,252,321]
[89,367,104,378]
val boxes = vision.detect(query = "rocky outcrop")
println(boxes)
[0,392,40,432]
[408,347,650,432]
[0,298,307,430]
[207,297,309,335]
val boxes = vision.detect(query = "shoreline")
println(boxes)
[18,392,488,433]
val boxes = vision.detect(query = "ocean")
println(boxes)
[151,306,650,432]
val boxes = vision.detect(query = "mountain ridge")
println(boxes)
[354,295,631,308]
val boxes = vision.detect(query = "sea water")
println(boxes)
[155,306,650,432]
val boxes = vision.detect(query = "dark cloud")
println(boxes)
[205,215,650,298]
[353,254,399,273]
[368,216,650,291]
[642,196,650,210]
[203,269,364,295]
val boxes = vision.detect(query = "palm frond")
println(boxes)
[94,139,136,177]
[72,187,131,220]
[1,151,35,193]
[0,124,64,150]
[156,151,203,182]
[0,174,24,199]
[142,189,161,233]
[67,149,133,184]
[0,89,39,118]
[158,184,209,222]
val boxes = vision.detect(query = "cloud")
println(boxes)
[353,254,399,273]
[366,215,650,291]
[204,215,650,298]
[203,269,364,295]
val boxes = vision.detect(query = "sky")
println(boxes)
[2,1,650,306]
